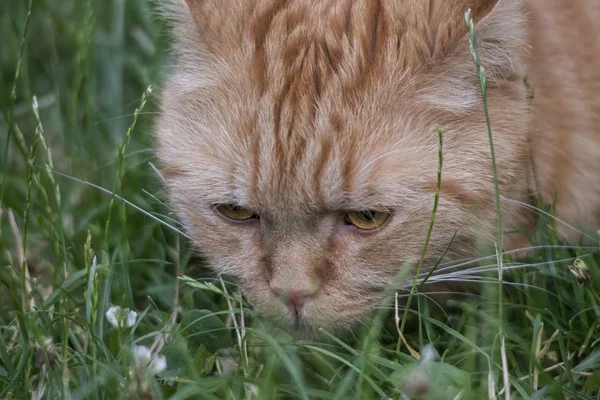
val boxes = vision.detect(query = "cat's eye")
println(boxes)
[344,210,390,231]
[215,204,258,221]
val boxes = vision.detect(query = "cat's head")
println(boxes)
[156,0,530,333]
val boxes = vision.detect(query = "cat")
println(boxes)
[155,0,600,334]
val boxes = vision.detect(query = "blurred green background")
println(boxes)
[0,0,185,309]
[1,1,599,399]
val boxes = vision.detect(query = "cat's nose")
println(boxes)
[286,290,308,313]
[270,286,317,314]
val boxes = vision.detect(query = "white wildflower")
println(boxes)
[420,344,439,364]
[568,258,592,285]
[401,344,439,398]
[106,306,137,329]
[244,382,259,399]
[132,345,167,375]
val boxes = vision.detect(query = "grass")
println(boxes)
[1,1,599,399]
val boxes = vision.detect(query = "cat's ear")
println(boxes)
[426,0,523,59]
[421,0,526,111]
[156,0,201,36]
[425,0,498,58]
[173,0,248,56]
[157,0,226,57]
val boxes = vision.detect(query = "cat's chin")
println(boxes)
[256,316,356,341]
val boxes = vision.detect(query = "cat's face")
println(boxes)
[156,0,530,333]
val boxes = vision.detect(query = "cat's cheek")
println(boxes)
[238,276,285,317]
[333,223,382,244]
[332,218,398,261]
[331,229,364,263]
[179,214,256,276]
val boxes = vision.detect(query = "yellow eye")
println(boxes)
[215,204,257,221]
[344,210,390,230]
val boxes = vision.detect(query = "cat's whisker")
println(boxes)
[354,315,387,336]
[426,262,545,279]
[421,247,599,280]
[429,255,511,275]
[51,169,191,238]
[420,261,522,278]
[394,291,485,299]
[424,254,592,283]
[415,278,558,296]
[195,277,240,287]
[94,111,160,124]
[401,292,453,325]
[504,198,599,243]
[148,211,186,228]
[427,244,598,277]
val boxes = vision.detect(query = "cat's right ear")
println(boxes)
[156,0,199,32]
[157,0,224,55]
[171,0,248,56]
[420,0,527,112]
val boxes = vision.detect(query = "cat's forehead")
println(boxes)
[193,0,435,75]
[159,0,508,214]
[164,39,441,215]
[187,0,437,211]
[192,100,440,216]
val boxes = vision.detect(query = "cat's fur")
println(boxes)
[156,0,600,333]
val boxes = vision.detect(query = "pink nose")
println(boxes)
[286,290,307,312]
[271,287,315,314]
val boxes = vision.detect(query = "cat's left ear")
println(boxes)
[429,0,525,69]
[428,0,526,58]
[420,0,526,110]
[426,0,503,58]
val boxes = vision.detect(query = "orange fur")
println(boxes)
[155,0,600,333]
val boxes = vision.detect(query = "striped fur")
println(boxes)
[155,0,600,333]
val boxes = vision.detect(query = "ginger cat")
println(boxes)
[156,0,600,333]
